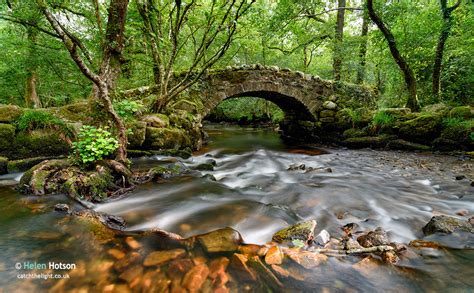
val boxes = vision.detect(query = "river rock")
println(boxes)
[230,253,257,281]
[143,249,186,266]
[285,249,328,269]
[54,203,70,213]
[422,215,473,235]
[197,227,243,253]
[272,220,317,244]
[208,257,230,279]
[264,246,283,265]
[357,227,389,247]
[119,265,143,284]
[182,264,210,292]
[323,101,337,110]
[247,256,284,290]
[141,114,170,128]
[314,230,330,246]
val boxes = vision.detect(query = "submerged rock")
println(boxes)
[422,215,473,235]
[271,220,317,244]
[196,227,243,253]
[314,230,330,246]
[143,249,186,266]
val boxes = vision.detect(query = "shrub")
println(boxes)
[369,111,395,134]
[113,99,145,120]
[15,110,74,137]
[346,108,362,128]
[70,125,119,165]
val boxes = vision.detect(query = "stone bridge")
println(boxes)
[191,64,377,124]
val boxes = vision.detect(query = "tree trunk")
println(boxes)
[24,27,42,108]
[356,8,369,84]
[367,0,420,112]
[432,0,461,97]
[333,0,346,81]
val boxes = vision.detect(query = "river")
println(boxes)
[0,124,473,292]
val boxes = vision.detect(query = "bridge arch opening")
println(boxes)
[205,90,317,123]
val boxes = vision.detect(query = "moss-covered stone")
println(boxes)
[386,139,430,151]
[141,114,170,128]
[398,114,442,144]
[0,105,23,123]
[0,123,15,152]
[7,156,58,173]
[272,220,317,244]
[51,101,91,123]
[12,130,69,159]
[127,121,147,148]
[144,127,190,150]
[422,103,450,115]
[449,106,473,120]
[440,122,473,146]
[432,138,465,151]
[128,150,153,157]
[343,134,397,149]
[0,156,8,175]
[342,128,368,139]
[152,148,192,159]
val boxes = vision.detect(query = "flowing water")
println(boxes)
[0,124,473,292]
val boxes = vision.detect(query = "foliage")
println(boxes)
[113,99,145,120]
[207,97,284,124]
[70,126,119,165]
[15,110,73,137]
[291,239,306,248]
[369,111,395,134]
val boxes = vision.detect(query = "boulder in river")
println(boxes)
[196,227,243,253]
[271,220,317,244]
[422,215,473,235]
[357,227,389,247]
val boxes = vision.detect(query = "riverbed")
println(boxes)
[0,124,473,292]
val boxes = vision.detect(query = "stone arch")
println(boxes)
[202,81,320,122]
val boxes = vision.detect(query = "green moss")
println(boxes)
[126,121,147,148]
[144,127,190,149]
[398,113,442,144]
[0,156,8,175]
[0,123,15,152]
[343,134,397,149]
[7,156,57,173]
[13,130,69,159]
[448,106,473,120]
[0,105,23,123]
[342,128,368,139]
[54,101,91,122]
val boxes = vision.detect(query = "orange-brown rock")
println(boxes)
[230,253,257,281]
[125,236,142,250]
[382,251,399,264]
[264,246,283,265]
[209,257,230,279]
[119,265,143,284]
[144,249,186,267]
[182,264,210,292]
[247,256,284,290]
[408,239,440,249]
[107,248,125,260]
[238,244,262,256]
[270,265,290,278]
[114,252,141,272]
[196,227,243,253]
[286,250,328,269]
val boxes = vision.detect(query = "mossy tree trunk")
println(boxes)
[367,0,420,112]
[24,25,42,108]
[432,0,461,97]
[333,0,346,81]
[356,8,369,84]
[35,0,130,164]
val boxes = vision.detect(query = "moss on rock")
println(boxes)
[0,123,15,152]
[398,114,442,144]
[144,127,190,150]
[12,130,69,159]
[141,114,170,128]
[7,156,58,173]
[127,121,147,148]
[343,134,397,149]
[0,105,23,123]
[0,156,8,175]
[386,139,430,151]
[448,106,473,120]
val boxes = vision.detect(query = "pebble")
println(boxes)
[143,249,185,266]
[314,230,330,246]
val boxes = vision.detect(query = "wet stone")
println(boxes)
[107,248,126,260]
[230,253,257,281]
[54,203,70,213]
[182,264,209,292]
[197,227,243,253]
[357,227,389,247]
[314,229,330,246]
[143,249,186,266]
[125,236,142,250]
[286,250,328,270]
[422,215,473,235]
[264,246,283,265]
[270,264,290,278]
[119,265,143,284]
[208,257,230,279]
[272,220,317,244]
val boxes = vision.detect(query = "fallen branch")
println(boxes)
[312,245,394,255]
